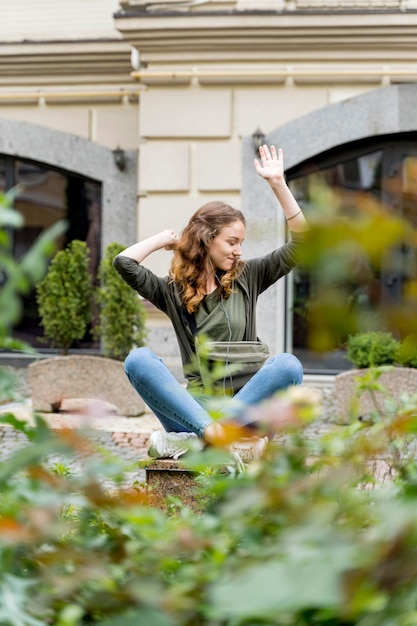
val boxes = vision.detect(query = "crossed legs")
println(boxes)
[124,347,303,442]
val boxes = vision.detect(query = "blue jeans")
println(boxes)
[124,347,303,438]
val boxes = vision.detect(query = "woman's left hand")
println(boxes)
[254,145,284,181]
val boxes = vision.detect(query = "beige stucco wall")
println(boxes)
[1,0,122,41]
[135,79,382,278]
[0,102,138,150]
[2,2,416,281]
[2,0,417,369]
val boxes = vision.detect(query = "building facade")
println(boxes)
[2,0,417,375]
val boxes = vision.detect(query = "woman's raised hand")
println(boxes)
[254,145,284,181]
[160,229,179,251]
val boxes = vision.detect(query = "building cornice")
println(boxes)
[114,11,417,62]
[116,0,417,12]
[0,40,133,83]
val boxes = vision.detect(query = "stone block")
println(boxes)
[145,458,200,511]
[235,86,327,137]
[139,141,190,191]
[94,104,139,151]
[196,141,241,191]
[335,367,417,423]
[140,87,232,137]
[29,355,145,417]
[0,105,90,138]
[60,398,119,414]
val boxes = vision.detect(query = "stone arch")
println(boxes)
[242,83,417,354]
[0,117,137,252]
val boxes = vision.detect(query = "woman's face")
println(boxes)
[207,220,245,271]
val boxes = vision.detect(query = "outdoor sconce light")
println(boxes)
[112,146,126,171]
[252,127,266,155]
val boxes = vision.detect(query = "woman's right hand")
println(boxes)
[160,229,179,251]
[117,229,179,263]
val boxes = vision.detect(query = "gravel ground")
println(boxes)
[0,365,340,490]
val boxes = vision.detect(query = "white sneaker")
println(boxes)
[147,430,202,460]
[229,436,268,463]
[230,451,246,475]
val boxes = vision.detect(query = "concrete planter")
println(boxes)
[335,366,417,424]
[29,355,145,417]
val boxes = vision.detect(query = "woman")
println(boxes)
[113,144,309,461]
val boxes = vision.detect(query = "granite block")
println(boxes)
[335,367,417,423]
[145,459,200,511]
[29,355,145,417]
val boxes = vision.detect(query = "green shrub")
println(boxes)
[346,331,400,368]
[36,240,93,354]
[94,242,147,360]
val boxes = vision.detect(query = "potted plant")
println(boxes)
[30,241,147,416]
[335,330,417,423]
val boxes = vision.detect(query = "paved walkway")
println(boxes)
[0,398,160,433]
[0,398,160,487]
[0,366,338,489]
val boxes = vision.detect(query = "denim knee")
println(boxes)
[274,352,303,384]
[124,347,155,381]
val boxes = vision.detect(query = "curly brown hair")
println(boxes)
[170,201,246,313]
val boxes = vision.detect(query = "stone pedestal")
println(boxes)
[29,355,145,417]
[145,459,200,511]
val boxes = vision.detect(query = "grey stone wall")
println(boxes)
[0,117,138,253]
[242,83,417,356]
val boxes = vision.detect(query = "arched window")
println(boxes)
[0,155,102,351]
[286,133,417,373]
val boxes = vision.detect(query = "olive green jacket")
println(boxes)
[113,232,304,380]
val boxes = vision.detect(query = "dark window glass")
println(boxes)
[287,136,417,373]
[1,155,102,351]
[0,156,5,193]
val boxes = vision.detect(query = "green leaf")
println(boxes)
[210,554,344,619]
[0,574,44,626]
[20,219,67,282]
[98,607,175,626]
[0,206,24,228]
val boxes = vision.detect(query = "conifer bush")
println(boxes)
[94,242,147,360]
[347,331,417,369]
[346,331,400,368]
[36,240,93,354]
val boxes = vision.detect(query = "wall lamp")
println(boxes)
[112,146,126,171]
[252,127,266,156]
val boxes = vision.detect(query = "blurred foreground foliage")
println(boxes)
[0,189,66,355]
[0,190,66,403]
[296,182,417,352]
[2,181,417,624]
[0,384,416,625]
